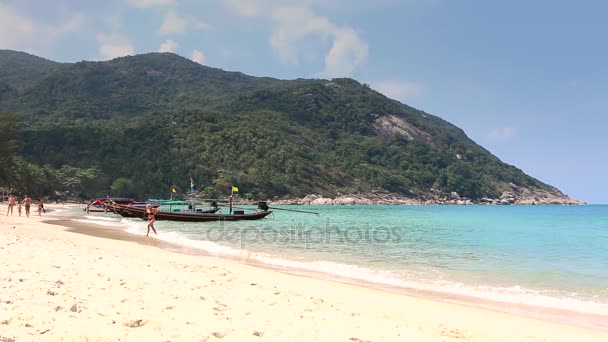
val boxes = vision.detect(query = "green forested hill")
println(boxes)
[0,50,567,202]
[0,50,66,102]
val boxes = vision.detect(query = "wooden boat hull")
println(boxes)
[86,209,109,213]
[115,204,267,222]
[85,197,135,212]
[110,205,147,218]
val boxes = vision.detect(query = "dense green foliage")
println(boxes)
[0,113,101,198]
[0,50,555,200]
[0,50,66,95]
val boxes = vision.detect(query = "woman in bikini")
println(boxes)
[6,194,15,216]
[23,195,32,217]
[37,198,44,216]
[146,204,158,236]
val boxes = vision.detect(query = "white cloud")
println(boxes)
[222,0,403,17]
[268,5,367,77]
[270,7,332,64]
[97,32,134,60]
[0,3,82,54]
[191,50,206,64]
[0,3,36,48]
[96,16,135,60]
[223,0,267,17]
[323,27,368,77]
[218,2,370,76]
[160,11,186,35]
[159,10,209,35]
[130,0,177,8]
[368,80,426,101]
[488,126,519,141]
[50,14,84,37]
[158,39,178,52]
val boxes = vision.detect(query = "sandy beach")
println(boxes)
[1,204,607,341]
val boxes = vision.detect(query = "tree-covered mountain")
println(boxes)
[0,50,580,204]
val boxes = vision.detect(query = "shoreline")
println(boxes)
[265,192,584,205]
[229,189,584,206]
[50,216,608,331]
[1,204,607,340]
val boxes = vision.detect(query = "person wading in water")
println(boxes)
[146,204,158,236]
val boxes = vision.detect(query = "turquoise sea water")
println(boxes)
[56,205,608,318]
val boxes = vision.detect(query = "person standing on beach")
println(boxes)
[23,195,32,217]
[6,194,15,216]
[17,201,22,216]
[37,198,44,216]
[146,204,158,236]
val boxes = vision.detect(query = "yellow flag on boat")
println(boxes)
[231,186,239,193]
[172,187,177,193]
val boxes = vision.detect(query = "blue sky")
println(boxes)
[1,0,606,203]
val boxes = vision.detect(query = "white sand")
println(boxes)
[1,204,607,341]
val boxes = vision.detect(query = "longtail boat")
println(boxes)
[85,197,136,213]
[112,202,271,222]
[108,201,220,218]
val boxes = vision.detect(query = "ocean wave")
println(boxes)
[69,209,608,317]
[122,225,608,316]
[124,224,245,256]
[249,255,608,316]
[73,218,125,227]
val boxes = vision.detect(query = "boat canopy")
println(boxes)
[147,199,185,205]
